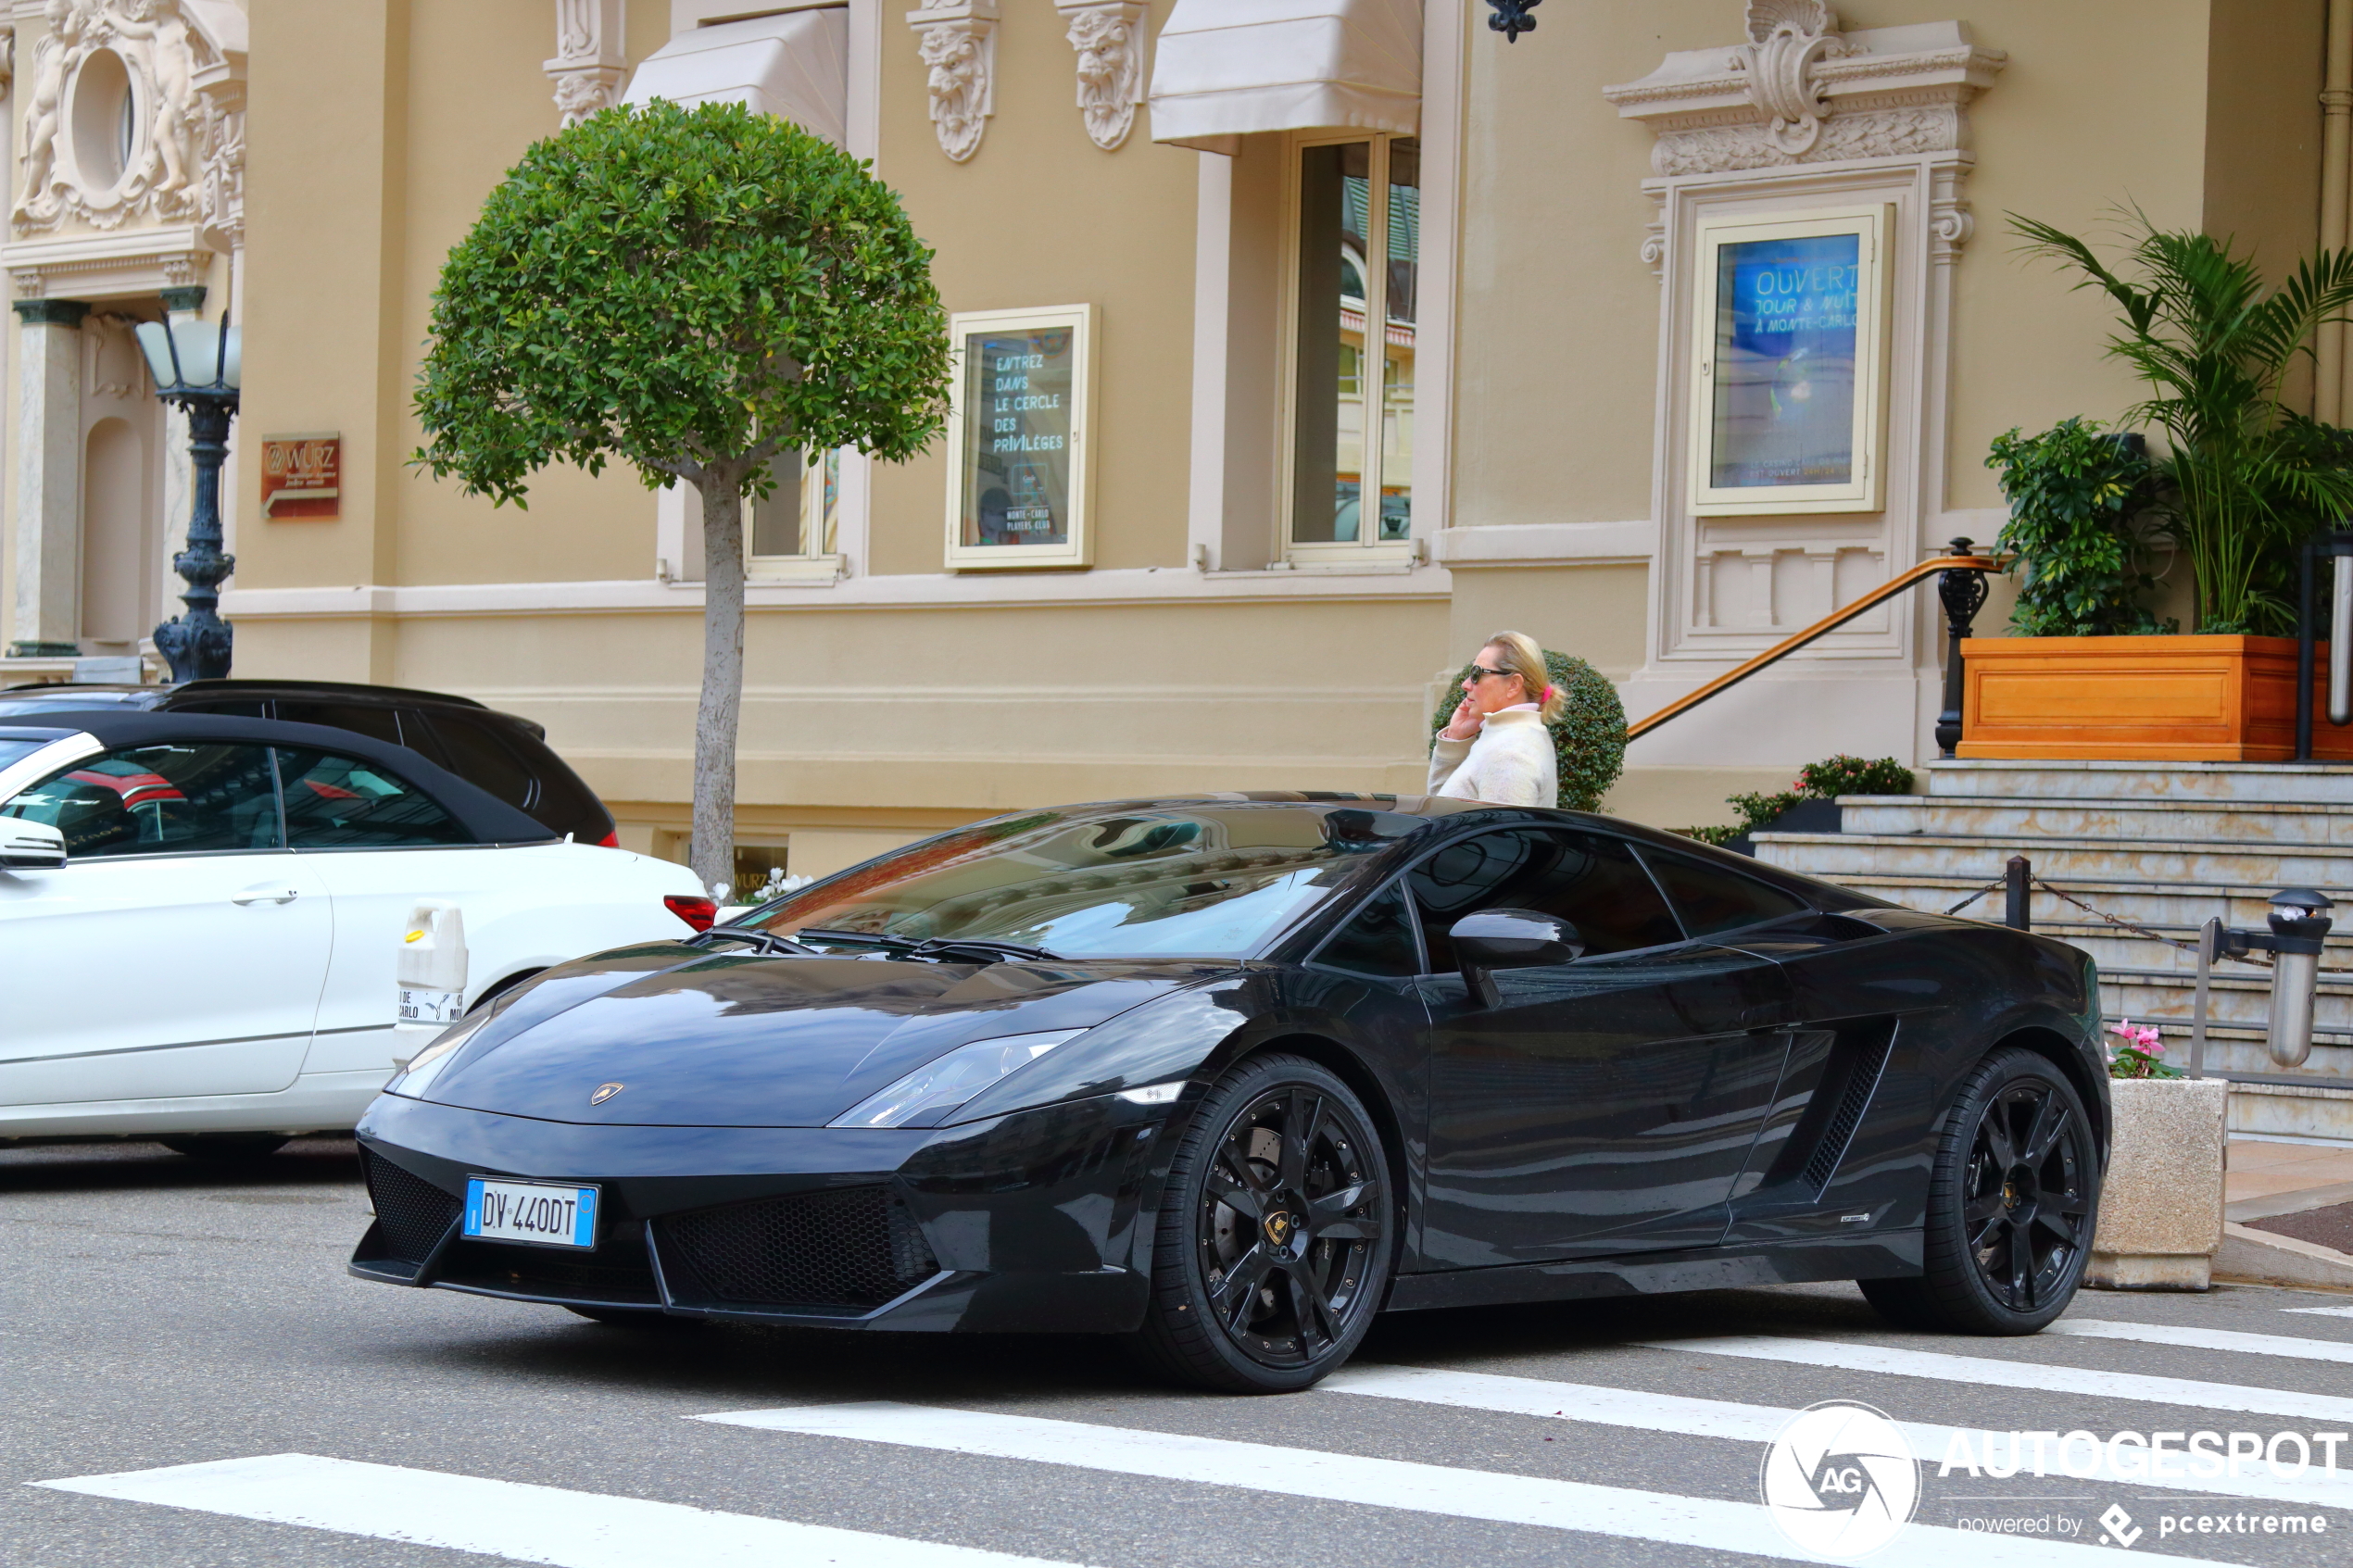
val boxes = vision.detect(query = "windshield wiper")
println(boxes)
[910,936,1060,964]
[686,927,820,957]
[791,928,1059,964]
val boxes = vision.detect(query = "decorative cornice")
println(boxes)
[5,222,215,297]
[1056,1,1145,152]
[13,297,89,326]
[546,0,625,130]
[1604,9,2004,179]
[908,1,998,163]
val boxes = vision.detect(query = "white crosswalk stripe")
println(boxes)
[31,1452,1087,1568]
[1641,1335,2353,1424]
[694,1400,2214,1565]
[2287,1304,2353,1318]
[2045,1319,2353,1365]
[1322,1363,2353,1509]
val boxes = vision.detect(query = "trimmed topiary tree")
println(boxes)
[1428,648,1626,811]
[411,100,950,894]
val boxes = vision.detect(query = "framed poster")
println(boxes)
[943,304,1095,570]
[1688,205,1891,515]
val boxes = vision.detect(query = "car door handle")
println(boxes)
[231,884,301,906]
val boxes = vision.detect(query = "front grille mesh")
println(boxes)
[437,1234,661,1304]
[361,1149,461,1263]
[660,1185,937,1310]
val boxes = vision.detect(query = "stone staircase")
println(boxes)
[1753,759,2353,1141]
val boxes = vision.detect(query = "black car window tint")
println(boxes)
[1311,882,1421,978]
[1408,828,1680,970]
[274,748,474,849]
[170,698,268,718]
[427,715,535,809]
[1639,847,1810,937]
[275,700,401,746]
[0,743,283,858]
[393,710,453,769]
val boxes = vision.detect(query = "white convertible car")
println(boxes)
[0,709,710,1158]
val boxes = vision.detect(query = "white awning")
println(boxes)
[623,10,849,148]
[1148,0,1422,151]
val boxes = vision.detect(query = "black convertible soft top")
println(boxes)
[0,709,558,846]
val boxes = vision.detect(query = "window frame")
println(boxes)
[0,740,290,862]
[1685,202,1893,517]
[1630,841,1814,940]
[1280,131,1420,567]
[940,302,1097,571]
[746,446,846,583]
[1399,825,1692,972]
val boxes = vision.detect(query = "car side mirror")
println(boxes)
[1450,908,1584,1009]
[0,818,66,871]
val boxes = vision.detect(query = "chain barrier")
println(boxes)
[1945,873,2353,976]
[1942,880,2005,918]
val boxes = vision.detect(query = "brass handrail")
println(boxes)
[1626,545,2003,746]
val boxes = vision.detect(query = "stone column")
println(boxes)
[8,298,87,659]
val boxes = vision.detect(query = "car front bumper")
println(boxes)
[349,1088,1178,1334]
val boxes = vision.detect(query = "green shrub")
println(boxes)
[1427,648,1626,811]
[1986,418,2165,636]
[1673,753,1912,843]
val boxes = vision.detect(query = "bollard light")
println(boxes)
[2263,889,2334,1067]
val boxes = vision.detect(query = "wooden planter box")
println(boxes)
[1958,635,2353,761]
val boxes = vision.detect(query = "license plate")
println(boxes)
[399,987,463,1025]
[463,1177,599,1249]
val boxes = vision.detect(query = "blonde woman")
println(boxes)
[1428,631,1564,806]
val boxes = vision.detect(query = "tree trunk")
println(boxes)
[691,468,748,898]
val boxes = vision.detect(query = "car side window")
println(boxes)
[427,715,535,809]
[1407,828,1681,971]
[275,699,402,747]
[0,744,283,859]
[1639,847,1809,937]
[275,748,474,850]
[1311,883,1421,978]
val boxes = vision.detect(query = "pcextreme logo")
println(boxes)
[1759,1400,1921,1560]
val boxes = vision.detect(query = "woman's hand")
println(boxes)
[1441,695,1481,741]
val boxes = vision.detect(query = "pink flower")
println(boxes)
[2108,1020,2163,1053]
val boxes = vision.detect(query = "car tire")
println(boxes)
[1860,1047,2099,1336]
[1128,1053,1396,1394]
[157,1134,292,1162]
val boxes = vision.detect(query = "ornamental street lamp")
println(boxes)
[134,313,242,682]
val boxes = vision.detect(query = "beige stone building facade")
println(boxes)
[0,0,2330,885]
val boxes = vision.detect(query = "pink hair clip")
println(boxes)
[1541,684,1557,701]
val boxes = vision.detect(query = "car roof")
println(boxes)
[0,678,492,710]
[0,709,556,844]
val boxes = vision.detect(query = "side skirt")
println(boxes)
[1382,1230,1922,1314]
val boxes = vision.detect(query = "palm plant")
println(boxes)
[2011,212,2353,633]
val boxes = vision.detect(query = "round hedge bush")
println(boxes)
[1428,648,1627,811]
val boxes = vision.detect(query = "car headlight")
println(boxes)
[828,1029,1086,1129]
[384,1008,499,1100]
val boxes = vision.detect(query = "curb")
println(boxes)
[2215,1222,2353,1291]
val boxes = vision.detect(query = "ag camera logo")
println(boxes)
[1759,1400,1920,1559]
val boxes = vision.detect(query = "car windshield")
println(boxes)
[745,802,1425,960]
[0,736,51,772]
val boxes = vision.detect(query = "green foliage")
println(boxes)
[411,99,949,503]
[1795,754,1914,797]
[1673,754,1912,844]
[1427,648,1626,811]
[1987,418,2167,636]
[2011,211,2353,633]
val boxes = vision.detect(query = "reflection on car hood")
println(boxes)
[422,946,1226,1128]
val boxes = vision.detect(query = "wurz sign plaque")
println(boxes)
[260,433,341,521]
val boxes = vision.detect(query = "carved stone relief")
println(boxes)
[86,310,141,397]
[1056,1,1144,151]
[13,0,246,241]
[545,0,625,130]
[908,1,998,163]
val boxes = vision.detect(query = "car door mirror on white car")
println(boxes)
[0,818,65,870]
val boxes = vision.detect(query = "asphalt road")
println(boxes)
[7,1136,2353,1567]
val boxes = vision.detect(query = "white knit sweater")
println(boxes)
[1428,709,1556,807]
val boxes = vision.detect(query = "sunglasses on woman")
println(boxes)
[1466,664,1512,682]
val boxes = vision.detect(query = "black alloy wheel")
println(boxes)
[1861,1047,2099,1335]
[1131,1054,1396,1393]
